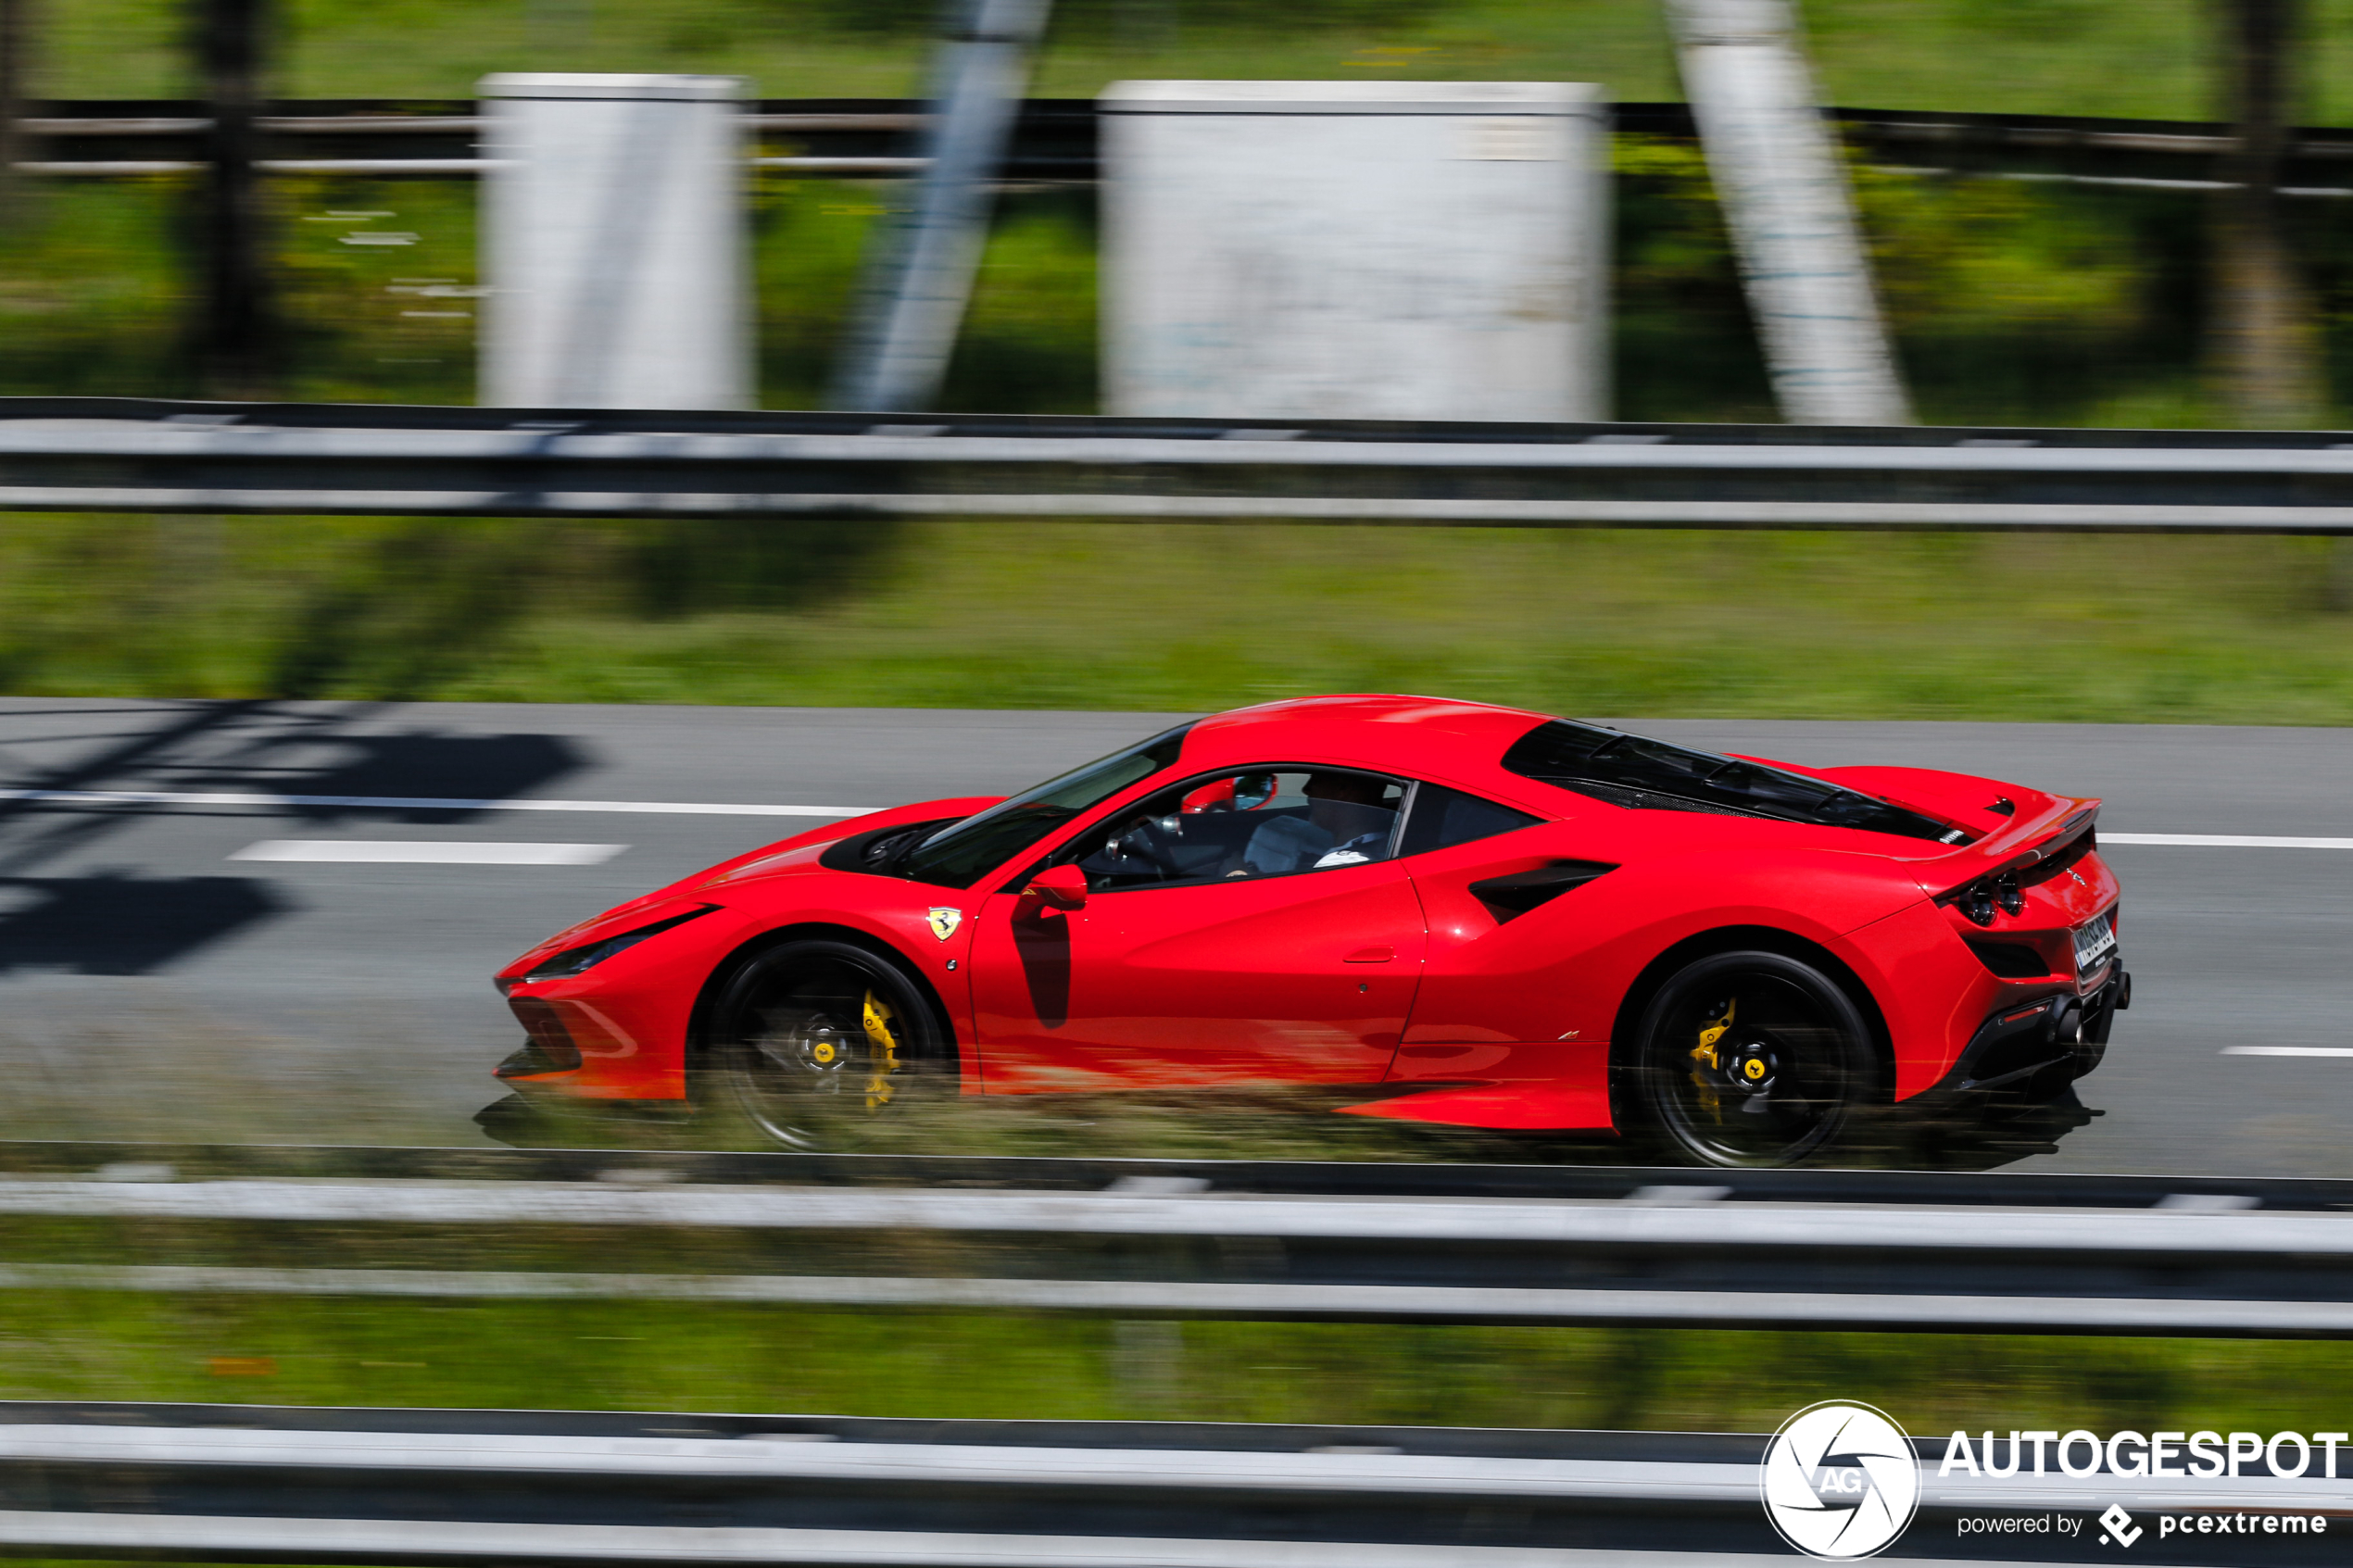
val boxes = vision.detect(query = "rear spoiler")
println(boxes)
[1924,798,2100,922]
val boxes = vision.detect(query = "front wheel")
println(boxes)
[704,938,950,1150]
[1629,950,1877,1168]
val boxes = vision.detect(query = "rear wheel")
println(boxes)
[705,938,950,1150]
[1631,950,1876,1168]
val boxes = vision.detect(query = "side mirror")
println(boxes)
[1180,779,1237,814]
[1023,863,1089,910]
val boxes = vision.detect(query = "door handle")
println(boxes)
[1342,946,1395,963]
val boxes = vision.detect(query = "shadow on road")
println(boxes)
[0,697,595,974]
[1886,1088,2106,1171]
[175,728,589,823]
[0,873,291,976]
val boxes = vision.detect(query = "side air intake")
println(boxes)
[1467,860,1617,923]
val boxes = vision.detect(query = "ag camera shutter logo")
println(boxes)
[1761,1401,1922,1560]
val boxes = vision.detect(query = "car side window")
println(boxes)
[1063,768,1409,892]
[1396,783,1544,858]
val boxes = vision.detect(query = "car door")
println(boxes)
[1390,782,1617,1082]
[968,767,1428,1090]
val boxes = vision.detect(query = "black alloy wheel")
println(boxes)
[706,938,949,1150]
[1631,950,1877,1168]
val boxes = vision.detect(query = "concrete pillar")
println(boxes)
[1101,81,1610,423]
[479,73,750,410]
[1667,0,1912,425]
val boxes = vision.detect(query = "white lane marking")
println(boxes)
[2221,1046,2353,1058]
[232,841,625,866]
[2104,833,2353,848]
[0,788,871,818]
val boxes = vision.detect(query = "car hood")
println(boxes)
[501,796,1001,972]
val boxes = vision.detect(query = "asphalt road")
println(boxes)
[0,696,2345,1176]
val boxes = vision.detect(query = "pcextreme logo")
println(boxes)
[1760,1401,1923,1561]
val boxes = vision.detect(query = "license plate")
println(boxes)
[2072,911,2117,973]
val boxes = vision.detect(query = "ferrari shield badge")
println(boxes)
[927,907,963,942]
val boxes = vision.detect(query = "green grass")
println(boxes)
[4,1286,2353,1437]
[4,516,2352,722]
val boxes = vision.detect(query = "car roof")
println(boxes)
[1180,695,1556,790]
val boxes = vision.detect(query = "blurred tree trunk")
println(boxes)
[2211,0,2322,429]
[0,0,33,227]
[196,0,274,400]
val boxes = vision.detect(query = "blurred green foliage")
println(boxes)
[37,0,2353,121]
[0,184,185,396]
[0,1286,2349,1439]
[273,179,483,405]
[808,0,1447,41]
[746,179,1099,414]
[1610,137,2271,429]
[9,146,2353,424]
[0,174,1091,408]
[0,177,482,404]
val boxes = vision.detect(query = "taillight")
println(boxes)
[1942,872,2024,926]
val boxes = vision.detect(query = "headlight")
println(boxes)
[522,905,717,981]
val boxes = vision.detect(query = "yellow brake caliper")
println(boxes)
[1691,998,1735,1118]
[1692,998,1735,1071]
[861,991,902,1110]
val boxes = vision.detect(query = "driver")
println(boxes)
[1241,771,1395,875]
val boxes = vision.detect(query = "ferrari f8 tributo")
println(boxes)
[493,696,2126,1167]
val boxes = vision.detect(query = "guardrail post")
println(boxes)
[2213,0,2322,429]
[1666,0,1911,426]
[195,0,274,399]
[0,0,32,224]
[479,73,751,410]
[827,0,1053,414]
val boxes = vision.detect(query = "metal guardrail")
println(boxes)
[4,1144,2351,1336]
[6,97,1094,180]
[0,1401,2339,1567]
[9,399,2353,530]
[18,98,2353,193]
[15,1137,2353,1209]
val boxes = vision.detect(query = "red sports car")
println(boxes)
[492,696,2127,1167]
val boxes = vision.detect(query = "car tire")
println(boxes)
[1629,949,1877,1169]
[703,937,951,1150]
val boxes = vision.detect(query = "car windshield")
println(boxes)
[1500,720,1966,844]
[895,722,1198,888]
